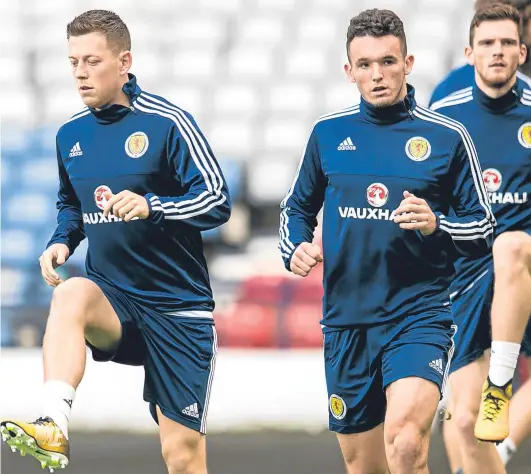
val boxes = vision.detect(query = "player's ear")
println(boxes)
[344,62,356,84]
[119,50,132,76]
[519,43,528,67]
[404,54,414,75]
[465,46,474,66]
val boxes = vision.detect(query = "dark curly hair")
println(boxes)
[346,9,407,61]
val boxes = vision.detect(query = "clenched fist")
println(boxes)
[290,242,323,277]
[393,190,437,236]
[39,243,70,287]
[103,190,149,222]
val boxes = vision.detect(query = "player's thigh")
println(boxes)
[449,269,493,376]
[493,230,531,267]
[156,406,205,470]
[51,277,122,348]
[336,424,388,474]
[144,316,217,435]
[382,311,455,439]
[385,376,441,442]
[324,329,386,435]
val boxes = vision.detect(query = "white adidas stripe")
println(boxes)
[279,107,360,256]
[133,96,226,220]
[517,70,531,88]
[347,137,354,146]
[413,106,494,238]
[64,109,90,124]
[140,92,223,194]
[200,326,218,434]
[430,92,473,111]
[442,324,458,395]
[137,94,220,194]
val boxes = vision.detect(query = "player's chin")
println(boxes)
[79,95,104,108]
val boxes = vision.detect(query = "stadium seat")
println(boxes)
[297,15,338,46]
[43,88,85,124]
[238,16,285,47]
[208,119,254,156]
[0,88,33,124]
[216,302,279,348]
[228,47,274,80]
[21,157,60,190]
[1,268,28,307]
[1,229,37,264]
[173,50,218,81]
[324,83,361,112]
[172,17,227,47]
[247,157,298,204]
[283,302,323,348]
[263,118,308,152]
[238,275,291,305]
[285,48,327,78]
[268,83,314,115]
[5,192,55,225]
[214,84,260,117]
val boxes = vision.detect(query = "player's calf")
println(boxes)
[450,361,505,474]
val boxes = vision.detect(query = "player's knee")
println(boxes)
[453,403,477,439]
[161,435,200,474]
[50,277,99,325]
[386,421,426,465]
[493,232,531,269]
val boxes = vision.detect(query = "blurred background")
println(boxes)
[1,0,530,472]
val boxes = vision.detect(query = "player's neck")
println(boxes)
[475,72,517,99]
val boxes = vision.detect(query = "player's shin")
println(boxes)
[450,362,505,474]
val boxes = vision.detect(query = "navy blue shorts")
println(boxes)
[449,268,493,374]
[324,310,455,434]
[86,279,217,434]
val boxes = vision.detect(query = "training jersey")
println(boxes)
[431,78,531,294]
[279,84,495,329]
[47,74,231,314]
[429,63,531,107]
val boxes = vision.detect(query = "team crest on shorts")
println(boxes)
[405,136,431,161]
[329,394,347,420]
[94,185,112,210]
[518,123,531,148]
[483,168,502,192]
[367,183,389,208]
[125,131,149,158]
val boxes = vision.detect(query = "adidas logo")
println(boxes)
[69,142,83,157]
[337,137,356,151]
[429,358,444,375]
[181,402,200,419]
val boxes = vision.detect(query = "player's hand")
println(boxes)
[393,190,437,236]
[290,242,323,277]
[39,243,70,287]
[103,190,149,222]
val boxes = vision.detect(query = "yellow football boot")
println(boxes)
[1,417,69,471]
[474,377,512,444]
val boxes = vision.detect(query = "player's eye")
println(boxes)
[70,62,78,67]
[88,61,99,66]
[359,63,369,69]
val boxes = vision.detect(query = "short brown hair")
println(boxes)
[470,3,522,44]
[67,10,131,53]
[346,9,407,60]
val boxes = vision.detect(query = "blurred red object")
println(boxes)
[284,302,323,348]
[238,275,290,305]
[215,302,278,348]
